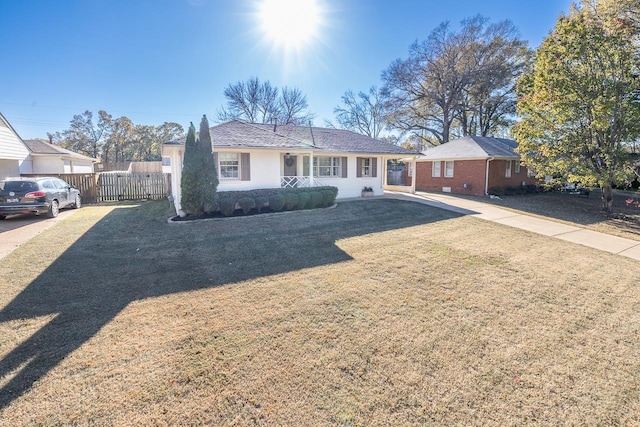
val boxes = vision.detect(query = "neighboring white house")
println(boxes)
[0,112,30,180]
[0,112,98,180]
[23,139,97,174]
[162,120,418,215]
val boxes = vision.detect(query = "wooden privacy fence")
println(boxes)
[97,172,169,202]
[21,172,170,203]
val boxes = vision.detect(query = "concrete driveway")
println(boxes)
[0,209,78,260]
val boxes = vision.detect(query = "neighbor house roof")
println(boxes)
[23,139,97,162]
[165,120,418,156]
[418,136,520,161]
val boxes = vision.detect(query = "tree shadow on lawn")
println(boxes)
[0,198,461,409]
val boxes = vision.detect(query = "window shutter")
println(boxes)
[241,153,250,181]
[372,158,377,178]
[356,157,362,178]
[341,157,348,178]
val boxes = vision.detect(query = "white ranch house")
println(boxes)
[162,120,418,215]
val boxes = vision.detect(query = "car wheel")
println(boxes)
[73,194,81,209]
[0,215,6,220]
[47,200,59,218]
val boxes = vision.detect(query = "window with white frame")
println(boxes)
[314,156,341,177]
[505,160,512,178]
[444,161,454,178]
[219,152,240,179]
[361,158,371,176]
[432,161,441,177]
[515,162,521,173]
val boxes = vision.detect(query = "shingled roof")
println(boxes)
[23,139,97,161]
[418,136,520,160]
[166,120,418,156]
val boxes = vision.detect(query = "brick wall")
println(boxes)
[415,159,539,196]
[415,160,487,196]
[488,159,538,190]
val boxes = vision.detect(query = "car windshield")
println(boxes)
[0,181,39,193]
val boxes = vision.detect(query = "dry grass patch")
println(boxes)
[1,200,639,425]
[479,188,640,241]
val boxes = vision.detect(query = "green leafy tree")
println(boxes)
[513,2,640,212]
[180,123,203,215]
[61,110,112,159]
[104,116,133,163]
[198,115,218,212]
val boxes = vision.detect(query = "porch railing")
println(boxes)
[280,176,325,189]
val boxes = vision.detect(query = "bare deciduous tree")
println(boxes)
[382,15,531,144]
[334,86,387,138]
[217,77,314,125]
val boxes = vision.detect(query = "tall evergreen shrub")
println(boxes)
[199,115,219,212]
[180,123,203,215]
[180,116,219,216]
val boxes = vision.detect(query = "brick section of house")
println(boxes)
[415,159,538,196]
[488,159,537,191]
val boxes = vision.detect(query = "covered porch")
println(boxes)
[277,151,416,196]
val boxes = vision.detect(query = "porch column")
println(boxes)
[411,157,417,194]
[309,151,314,187]
[383,157,388,187]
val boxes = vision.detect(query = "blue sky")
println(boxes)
[1,0,573,139]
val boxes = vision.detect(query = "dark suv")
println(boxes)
[0,177,81,219]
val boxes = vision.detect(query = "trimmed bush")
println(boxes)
[213,186,338,213]
[238,197,256,215]
[254,196,268,213]
[284,193,299,210]
[269,194,285,212]
[309,191,323,209]
[219,198,237,217]
[297,192,310,210]
[321,189,336,207]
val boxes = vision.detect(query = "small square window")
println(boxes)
[219,152,239,179]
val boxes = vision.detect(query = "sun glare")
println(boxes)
[257,0,322,51]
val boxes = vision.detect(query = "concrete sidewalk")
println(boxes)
[385,191,640,261]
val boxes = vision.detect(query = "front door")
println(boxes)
[284,155,297,176]
[283,155,298,188]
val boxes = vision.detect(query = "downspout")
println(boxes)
[485,157,494,195]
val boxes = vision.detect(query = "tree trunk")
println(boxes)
[601,185,614,214]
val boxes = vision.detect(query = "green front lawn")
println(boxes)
[0,199,639,425]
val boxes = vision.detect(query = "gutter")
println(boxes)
[485,157,494,195]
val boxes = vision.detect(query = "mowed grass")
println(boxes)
[1,199,640,426]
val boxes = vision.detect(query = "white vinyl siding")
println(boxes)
[0,123,29,160]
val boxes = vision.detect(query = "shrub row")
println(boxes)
[488,185,541,196]
[213,186,338,217]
